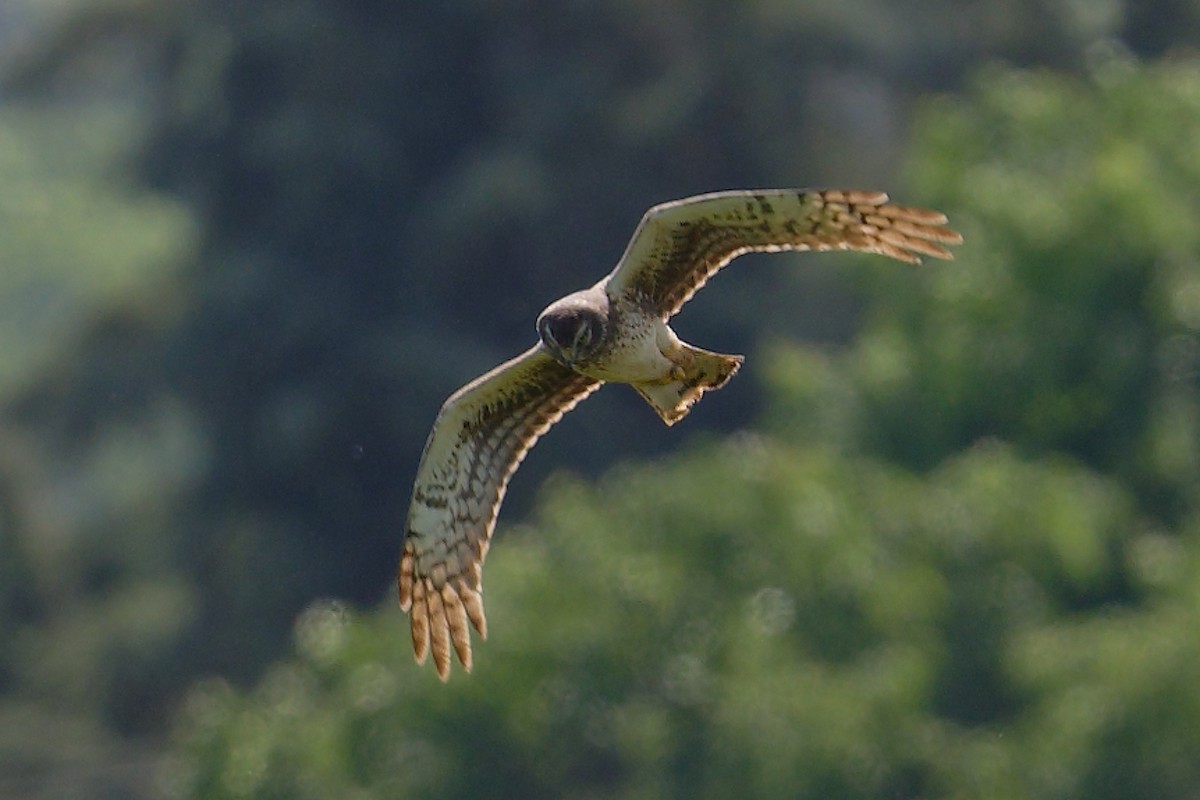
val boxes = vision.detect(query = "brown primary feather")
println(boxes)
[605,189,962,318]
[399,345,600,680]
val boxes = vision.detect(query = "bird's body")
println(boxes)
[537,284,740,422]
[400,188,962,679]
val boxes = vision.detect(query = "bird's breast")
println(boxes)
[577,303,676,384]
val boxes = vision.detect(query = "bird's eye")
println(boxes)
[539,315,576,352]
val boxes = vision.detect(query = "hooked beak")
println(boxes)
[543,339,575,368]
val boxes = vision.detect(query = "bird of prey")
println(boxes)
[399,188,962,679]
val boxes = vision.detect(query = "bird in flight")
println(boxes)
[399,189,962,679]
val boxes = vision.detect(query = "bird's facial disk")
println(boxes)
[537,307,605,366]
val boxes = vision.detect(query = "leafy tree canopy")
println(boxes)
[166,58,1200,800]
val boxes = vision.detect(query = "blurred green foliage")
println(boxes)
[164,60,1200,800]
[5,0,1200,798]
[0,106,194,397]
[770,61,1200,516]
[0,101,198,799]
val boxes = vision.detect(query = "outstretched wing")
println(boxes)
[605,189,963,317]
[400,344,601,680]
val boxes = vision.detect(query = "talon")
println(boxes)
[669,365,686,381]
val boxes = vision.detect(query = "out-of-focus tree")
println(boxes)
[170,440,1185,800]
[10,0,1159,738]
[165,59,1200,800]
[768,58,1200,521]
[0,102,197,797]
[5,3,1200,797]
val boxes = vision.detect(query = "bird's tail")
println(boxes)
[632,345,743,426]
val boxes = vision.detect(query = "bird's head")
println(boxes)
[536,298,607,368]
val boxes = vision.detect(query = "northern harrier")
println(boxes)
[400,189,961,679]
